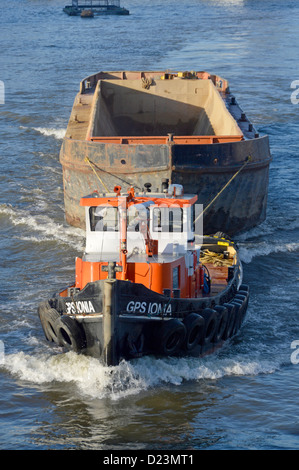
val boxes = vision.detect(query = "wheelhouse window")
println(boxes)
[89,206,119,232]
[152,207,183,232]
[173,266,180,289]
[191,204,195,232]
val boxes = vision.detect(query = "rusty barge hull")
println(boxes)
[60,70,272,236]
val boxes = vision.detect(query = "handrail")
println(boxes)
[87,135,244,145]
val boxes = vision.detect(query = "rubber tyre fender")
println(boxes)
[234,294,247,310]
[236,292,249,310]
[223,303,238,339]
[234,295,248,325]
[230,301,242,333]
[55,315,86,352]
[213,305,229,342]
[200,308,218,345]
[155,319,186,355]
[238,289,249,297]
[239,284,249,293]
[235,294,246,302]
[183,313,205,351]
[38,301,53,342]
[38,303,62,345]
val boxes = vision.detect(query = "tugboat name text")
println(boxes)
[126,300,172,315]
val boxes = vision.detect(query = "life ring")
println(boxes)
[155,319,186,355]
[55,315,86,352]
[183,313,205,351]
[213,305,229,342]
[200,308,218,345]
[223,303,238,339]
[38,302,62,345]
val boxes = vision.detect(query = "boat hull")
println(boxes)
[60,135,271,235]
[38,278,249,366]
[63,5,129,15]
[59,69,271,236]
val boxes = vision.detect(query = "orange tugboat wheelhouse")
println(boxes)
[38,182,249,366]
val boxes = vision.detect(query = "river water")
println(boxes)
[0,0,298,451]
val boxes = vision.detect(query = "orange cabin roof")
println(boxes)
[80,192,198,208]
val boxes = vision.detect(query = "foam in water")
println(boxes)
[2,349,281,401]
[239,241,299,264]
[18,125,66,140]
[0,203,84,250]
[32,127,66,140]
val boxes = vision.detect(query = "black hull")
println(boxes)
[38,278,249,366]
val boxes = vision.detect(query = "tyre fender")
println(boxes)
[223,303,238,339]
[183,313,205,351]
[234,295,248,326]
[200,308,218,344]
[236,291,249,310]
[155,319,186,355]
[55,315,86,352]
[230,301,243,332]
[38,302,62,345]
[213,305,229,342]
[239,284,249,293]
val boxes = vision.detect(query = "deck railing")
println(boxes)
[87,135,243,145]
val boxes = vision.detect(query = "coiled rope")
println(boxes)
[200,249,233,267]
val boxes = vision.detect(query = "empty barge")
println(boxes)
[60,70,272,236]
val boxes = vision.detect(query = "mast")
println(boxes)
[118,195,128,280]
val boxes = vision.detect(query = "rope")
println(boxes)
[84,156,109,192]
[194,155,252,227]
[200,249,233,267]
[142,77,153,89]
[84,157,143,191]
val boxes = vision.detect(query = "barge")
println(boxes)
[38,183,249,366]
[63,0,129,16]
[60,70,271,236]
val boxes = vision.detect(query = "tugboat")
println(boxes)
[38,183,249,366]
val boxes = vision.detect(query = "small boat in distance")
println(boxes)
[38,182,249,366]
[63,0,129,16]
